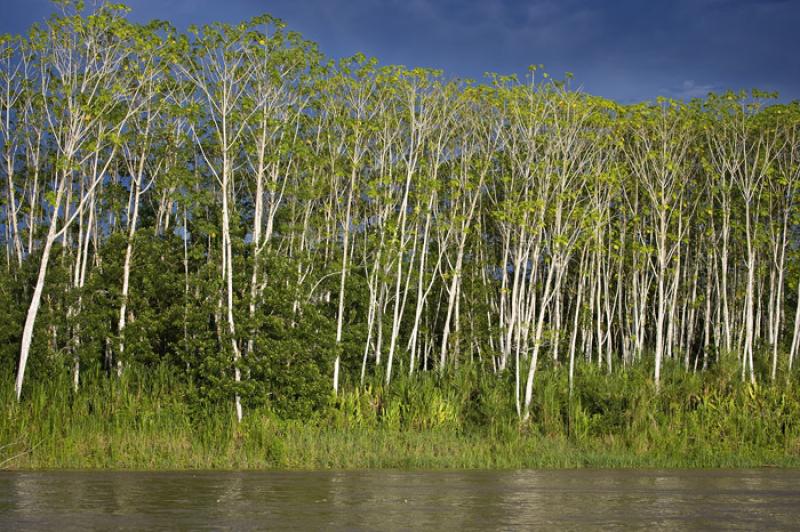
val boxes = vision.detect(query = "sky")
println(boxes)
[0,0,798,103]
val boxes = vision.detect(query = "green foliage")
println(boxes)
[2,1,800,471]
[2,363,800,469]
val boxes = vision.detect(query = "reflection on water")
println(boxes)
[1,469,799,530]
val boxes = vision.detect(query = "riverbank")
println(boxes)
[3,423,799,470]
[3,363,800,469]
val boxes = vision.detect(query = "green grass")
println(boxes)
[2,360,800,470]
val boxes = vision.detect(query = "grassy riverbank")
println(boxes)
[3,361,800,470]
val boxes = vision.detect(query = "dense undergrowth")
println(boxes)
[3,356,800,469]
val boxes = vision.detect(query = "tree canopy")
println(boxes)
[2,1,800,424]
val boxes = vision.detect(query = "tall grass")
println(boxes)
[2,360,800,469]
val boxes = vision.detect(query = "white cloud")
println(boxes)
[660,79,719,100]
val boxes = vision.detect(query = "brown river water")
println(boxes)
[1,469,799,530]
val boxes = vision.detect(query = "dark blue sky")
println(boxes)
[1,0,798,102]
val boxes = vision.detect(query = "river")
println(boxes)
[1,469,798,529]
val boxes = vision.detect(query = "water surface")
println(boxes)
[1,469,798,530]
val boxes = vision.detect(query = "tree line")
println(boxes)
[2,1,800,422]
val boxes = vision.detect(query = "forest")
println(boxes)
[2,1,800,469]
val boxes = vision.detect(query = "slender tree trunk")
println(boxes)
[15,180,65,400]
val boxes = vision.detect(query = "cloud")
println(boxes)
[661,80,720,100]
[0,0,797,101]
